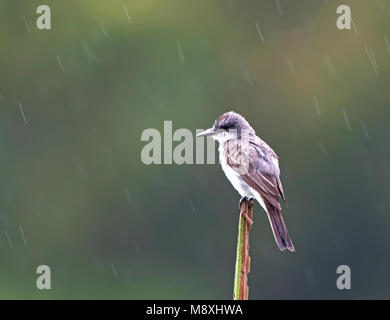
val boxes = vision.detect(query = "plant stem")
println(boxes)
[233,199,254,300]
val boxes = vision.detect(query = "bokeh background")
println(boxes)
[0,0,389,299]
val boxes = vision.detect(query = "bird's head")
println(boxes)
[196,111,254,143]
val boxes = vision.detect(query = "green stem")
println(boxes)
[233,211,245,300]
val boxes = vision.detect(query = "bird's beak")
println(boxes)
[196,128,215,137]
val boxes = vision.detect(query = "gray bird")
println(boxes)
[197,111,295,252]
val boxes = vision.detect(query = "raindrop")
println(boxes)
[56,55,64,71]
[275,0,284,16]
[122,3,132,23]
[100,21,108,37]
[4,230,12,249]
[323,54,336,77]
[125,187,133,203]
[189,201,197,215]
[255,22,265,44]
[176,40,185,63]
[244,73,253,87]
[369,48,378,67]
[318,141,327,155]
[23,16,31,32]
[19,102,27,124]
[285,57,296,75]
[81,41,100,64]
[19,226,27,246]
[364,44,378,76]
[341,107,351,132]
[384,34,390,52]
[111,263,118,278]
[351,18,358,35]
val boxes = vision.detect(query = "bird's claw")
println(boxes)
[238,197,254,224]
[238,197,248,210]
[239,197,254,210]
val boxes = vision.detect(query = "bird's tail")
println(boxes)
[265,203,295,252]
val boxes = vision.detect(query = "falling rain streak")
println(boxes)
[255,22,265,43]
[342,108,351,132]
[275,0,284,16]
[369,48,378,68]
[125,187,133,203]
[384,34,390,52]
[318,142,327,155]
[81,41,100,64]
[56,55,65,71]
[111,264,118,278]
[122,3,132,23]
[4,231,12,249]
[364,44,378,76]
[189,201,197,215]
[100,21,108,37]
[23,16,31,32]
[19,226,27,246]
[323,55,336,77]
[176,40,185,63]
[19,102,27,124]
[351,18,358,34]
[285,58,296,75]
[244,73,254,87]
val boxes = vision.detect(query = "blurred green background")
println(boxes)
[0,0,389,299]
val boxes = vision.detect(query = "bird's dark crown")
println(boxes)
[213,111,254,134]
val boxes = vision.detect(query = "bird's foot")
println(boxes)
[238,197,254,210]
[238,196,248,210]
[238,197,254,225]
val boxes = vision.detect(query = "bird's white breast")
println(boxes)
[218,143,267,212]
[219,144,253,198]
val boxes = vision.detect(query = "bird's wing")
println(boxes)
[224,140,284,208]
[225,140,294,252]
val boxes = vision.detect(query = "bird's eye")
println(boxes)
[220,124,234,131]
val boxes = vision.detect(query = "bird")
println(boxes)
[196,111,295,252]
